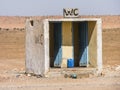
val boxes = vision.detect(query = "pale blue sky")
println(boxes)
[0,0,120,16]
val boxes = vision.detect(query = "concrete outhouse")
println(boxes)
[25,18,102,76]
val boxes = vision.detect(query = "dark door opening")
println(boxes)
[73,21,88,67]
[49,22,62,67]
[50,21,88,68]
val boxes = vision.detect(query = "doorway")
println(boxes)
[49,21,89,68]
[73,21,88,67]
[49,22,62,67]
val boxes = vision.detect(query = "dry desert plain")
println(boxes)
[0,15,120,90]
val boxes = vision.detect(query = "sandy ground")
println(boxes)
[102,28,120,65]
[0,60,120,90]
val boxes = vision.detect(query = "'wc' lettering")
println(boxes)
[63,8,79,18]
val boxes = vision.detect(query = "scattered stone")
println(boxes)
[27,74,31,77]
[101,72,105,77]
[16,74,21,78]
[115,66,120,71]
[13,68,18,71]
[64,74,69,78]
[71,74,77,79]
[36,75,42,78]
[45,74,49,78]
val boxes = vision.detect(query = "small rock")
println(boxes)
[115,66,120,71]
[64,74,68,78]
[16,74,21,78]
[71,74,77,79]
[36,75,42,78]
[27,74,31,77]
[45,74,49,78]
[101,72,105,77]
[13,68,18,71]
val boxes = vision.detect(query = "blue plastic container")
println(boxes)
[67,59,74,68]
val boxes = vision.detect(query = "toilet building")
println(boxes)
[26,18,102,76]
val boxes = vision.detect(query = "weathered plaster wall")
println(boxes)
[62,22,72,46]
[97,20,102,70]
[26,20,45,75]
[88,21,97,67]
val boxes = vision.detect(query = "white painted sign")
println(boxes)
[63,8,79,18]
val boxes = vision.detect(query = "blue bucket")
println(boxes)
[67,59,74,68]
